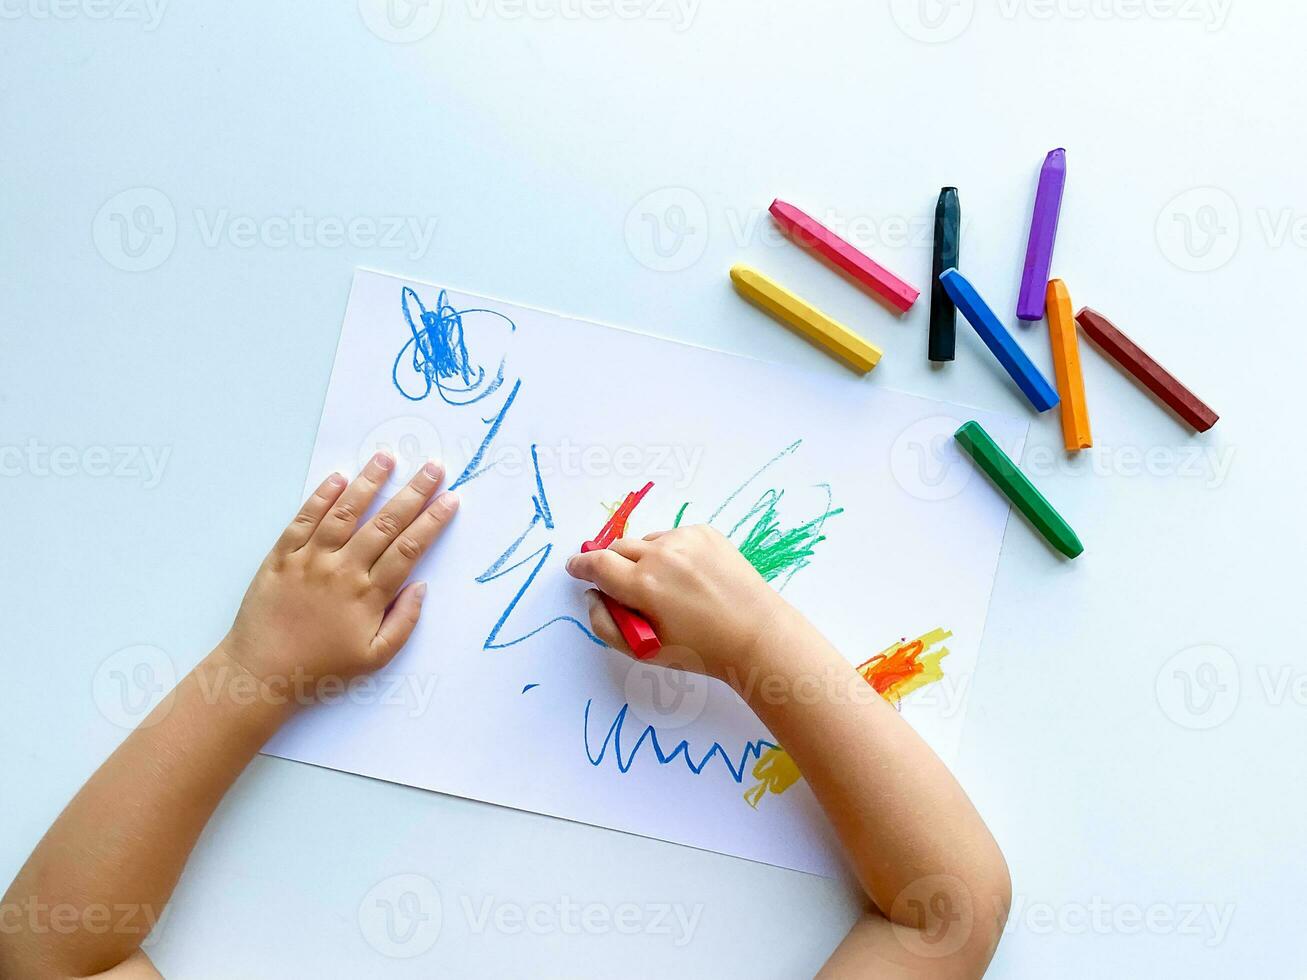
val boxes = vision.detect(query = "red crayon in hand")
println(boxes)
[581,481,661,660]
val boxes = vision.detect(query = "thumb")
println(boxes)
[370,581,427,666]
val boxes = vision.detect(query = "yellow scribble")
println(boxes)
[744,628,953,809]
[744,746,802,808]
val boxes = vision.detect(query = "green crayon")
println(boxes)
[954,421,1083,559]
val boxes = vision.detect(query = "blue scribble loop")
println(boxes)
[392,287,515,404]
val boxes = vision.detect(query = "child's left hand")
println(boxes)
[222,452,459,691]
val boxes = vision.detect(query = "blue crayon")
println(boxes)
[939,268,1059,413]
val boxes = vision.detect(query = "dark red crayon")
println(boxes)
[1075,307,1219,432]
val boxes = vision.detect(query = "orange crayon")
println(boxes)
[1046,280,1092,451]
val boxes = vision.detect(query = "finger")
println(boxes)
[585,590,632,655]
[369,581,427,666]
[311,452,395,550]
[609,537,653,561]
[275,473,348,554]
[345,460,445,566]
[369,490,461,594]
[642,530,673,541]
[565,549,644,608]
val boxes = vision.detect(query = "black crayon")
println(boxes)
[930,187,961,362]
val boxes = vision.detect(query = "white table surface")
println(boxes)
[2,2,1302,976]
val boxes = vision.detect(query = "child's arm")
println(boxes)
[0,454,458,980]
[567,525,1011,979]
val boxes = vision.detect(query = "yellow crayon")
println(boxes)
[730,264,882,373]
[1046,279,1093,451]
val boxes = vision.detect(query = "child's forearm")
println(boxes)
[569,525,1010,974]
[2,460,455,979]
[0,642,295,979]
[737,607,1011,969]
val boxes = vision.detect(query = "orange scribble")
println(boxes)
[744,628,953,809]
[857,627,952,709]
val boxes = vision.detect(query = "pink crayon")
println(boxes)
[1017,148,1067,322]
[769,199,919,314]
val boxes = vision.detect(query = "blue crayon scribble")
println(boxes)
[449,379,522,492]
[584,700,777,784]
[529,443,554,528]
[522,683,540,694]
[392,287,514,405]
[475,444,601,650]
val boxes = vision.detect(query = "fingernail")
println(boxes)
[565,555,578,574]
[423,460,442,480]
[327,472,346,488]
[437,490,460,511]
[373,451,394,470]
[414,582,428,602]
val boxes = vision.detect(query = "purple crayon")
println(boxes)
[1016,148,1067,322]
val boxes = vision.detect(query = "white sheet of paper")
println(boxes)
[263,269,1027,877]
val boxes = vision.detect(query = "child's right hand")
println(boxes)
[565,525,797,681]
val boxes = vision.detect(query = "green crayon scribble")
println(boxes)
[670,442,840,587]
[730,486,842,586]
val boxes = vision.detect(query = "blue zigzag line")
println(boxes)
[448,378,523,492]
[475,445,599,650]
[583,699,778,784]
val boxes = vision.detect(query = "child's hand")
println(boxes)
[222,452,459,691]
[565,525,792,681]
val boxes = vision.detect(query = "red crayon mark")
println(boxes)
[582,482,661,660]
